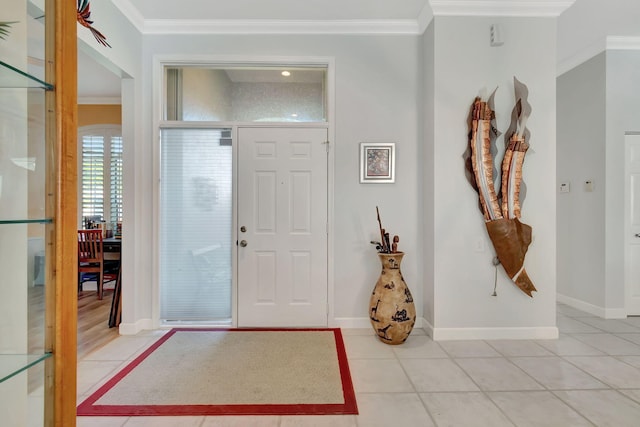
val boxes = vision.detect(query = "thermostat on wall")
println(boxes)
[559,182,570,193]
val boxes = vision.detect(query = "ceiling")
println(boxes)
[78,49,122,102]
[80,0,640,100]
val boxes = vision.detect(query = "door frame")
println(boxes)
[624,132,640,315]
[151,55,336,329]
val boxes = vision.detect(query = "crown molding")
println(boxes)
[607,36,640,50]
[429,0,575,17]
[111,0,146,33]
[417,4,435,33]
[557,36,640,76]
[112,0,575,35]
[111,0,421,35]
[557,39,606,76]
[142,19,421,35]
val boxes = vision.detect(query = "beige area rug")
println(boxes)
[77,328,357,416]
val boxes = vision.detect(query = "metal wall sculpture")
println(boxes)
[465,77,536,297]
[77,0,111,48]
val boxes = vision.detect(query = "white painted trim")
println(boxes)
[326,60,337,330]
[78,96,122,105]
[111,0,146,33]
[556,293,627,319]
[557,293,605,317]
[607,36,640,51]
[557,36,640,77]
[119,78,137,336]
[119,318,154,335]
[151,56,163,330]
[417,4,435,34]
[606,308,630,319]
[335,319,558,341]
[112,0,422,34]
[624,134,640,317]
[429,0,575,17]
[421,317,435,339]
[333,318,372,329]
[334,317,424,329]
[557,39,606,77]
[153,55,336,328]
[112,0,573,34]
[433,326,559,341]
[142,19,421,35]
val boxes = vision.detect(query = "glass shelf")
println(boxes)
[0,353,52,384]
[0,61,52,90]
[0,218,52,225]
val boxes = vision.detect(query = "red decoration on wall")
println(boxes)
[77,0,111,48]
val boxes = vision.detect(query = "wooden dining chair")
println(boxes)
[78,229,106,300]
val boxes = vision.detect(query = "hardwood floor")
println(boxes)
[29,284,119,361]
[77,287,120,359]
[26,284,117,394]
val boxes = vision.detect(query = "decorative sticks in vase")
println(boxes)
[371,206,399,253]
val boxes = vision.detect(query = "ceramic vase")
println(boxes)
[369,252,416,345]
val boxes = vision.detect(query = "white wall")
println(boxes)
[75,0,146,331]
[556,49,640,317]
[138,34,422,328]
[430,16,558,339]
[100,6,565,335]
[422,22,435,327]
[558,0,640,65]
[605,49,640,311]
[557,53,606,309]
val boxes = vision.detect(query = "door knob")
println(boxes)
[635,233,640,238]
[240,226,247,232]
[240,240,248,247]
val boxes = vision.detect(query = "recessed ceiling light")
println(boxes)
[281,71,291,77]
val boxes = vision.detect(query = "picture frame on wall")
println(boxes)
[360,142,395,183]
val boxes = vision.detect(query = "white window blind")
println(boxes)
[78,125,123,226]
[159,128,232,322]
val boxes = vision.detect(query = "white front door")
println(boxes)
[625,134,640,315]
[237,127,328,327]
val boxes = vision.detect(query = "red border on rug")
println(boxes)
[77,328,358,416]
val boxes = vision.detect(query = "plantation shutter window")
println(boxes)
[78,125,123,226]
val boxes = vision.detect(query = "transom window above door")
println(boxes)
[164,65,327,122]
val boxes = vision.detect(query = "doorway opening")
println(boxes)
[158,62,331,326]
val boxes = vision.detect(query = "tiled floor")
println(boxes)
[77,304,640,426]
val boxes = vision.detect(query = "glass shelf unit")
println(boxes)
[0,218,52,224]
[0,62,52,225]
[0,60,52,90]
[0,353,52,384]
[0,58,53,426]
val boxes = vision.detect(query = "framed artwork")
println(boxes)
[360,142,395,183]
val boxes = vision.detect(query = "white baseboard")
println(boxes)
[422,317,434,338]
[335,317,555,340]
[432,326,559,341]
[420,316,557,341]
[556,293,626,319]
[333,317,424,329]
[119,318,154,335]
